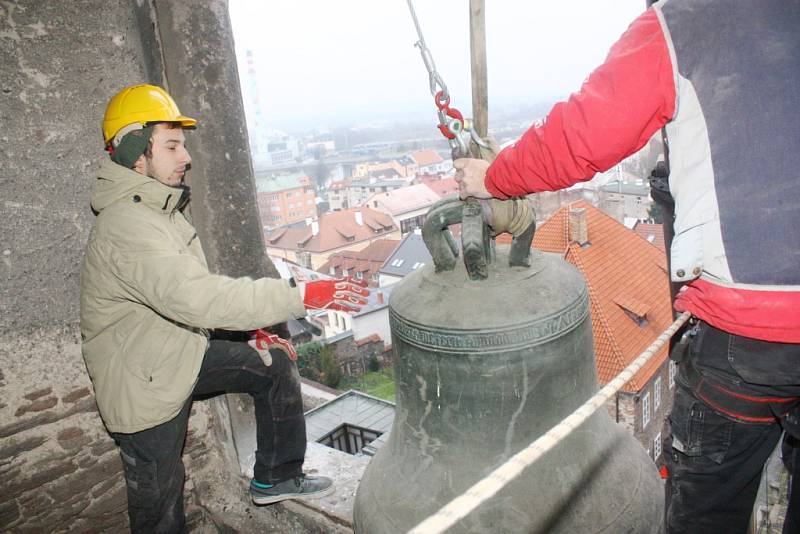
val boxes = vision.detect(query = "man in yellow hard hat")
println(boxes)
[81,84,368,532]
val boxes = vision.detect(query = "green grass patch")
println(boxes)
[342,369,396,402]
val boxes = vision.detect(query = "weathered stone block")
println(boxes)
[0,396,96,439]
[0,500,20,528]
[4,460,77,498]
[83,481,128,517]
[91,471,124,499]
[90,438,116,457]
[0,436,46,460]
[46,455,122,502]
[56,426,92,450]
[14,396,58,417]
[62,387,90,404]
[23,387,52,401]
[77,453,98,469]
[69,513,129,534]
[17,491,53,516]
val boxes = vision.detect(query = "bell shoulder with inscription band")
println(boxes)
[353,197,663,533]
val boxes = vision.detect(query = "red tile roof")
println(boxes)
[500,201,671,393]
[355,334,382,346]
[318,239,401,285]
[410,149,444,167]
[423,177,459,198]
[633,222,666,252]
[265,208,396,253]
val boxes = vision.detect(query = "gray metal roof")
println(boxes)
[378,231,431,278]
[304,390,396,454]
[350,179,407,189]
[600,180,650,196]
[353,283,395,317]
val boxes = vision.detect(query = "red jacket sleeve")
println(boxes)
[486,9,677,198]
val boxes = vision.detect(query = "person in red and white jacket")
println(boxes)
[455,1,800,533]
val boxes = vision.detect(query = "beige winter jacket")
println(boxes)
[80,160,305,433]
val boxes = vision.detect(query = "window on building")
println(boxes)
[317,423,383,456]
[654,376,662,410]
[342,269,349,276]
[329,267,336,276]
[642,391,651,429]
[372,273,379,281]
[654,432,662,460]
[355,271,363,280]
[669,361,676,389]
[390,259,404,267]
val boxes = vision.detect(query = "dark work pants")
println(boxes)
[112,339,307,534]
[664,322,800,534]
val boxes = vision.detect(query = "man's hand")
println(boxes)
[249,328,297,364]
[303,278,369,312]
[453,158,493,200]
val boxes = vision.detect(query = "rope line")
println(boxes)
[408,311,692,534]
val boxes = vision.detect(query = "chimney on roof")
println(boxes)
[569,207,589,246]
[311,220,319,236]
[355,210,363,226]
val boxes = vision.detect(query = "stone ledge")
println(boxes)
[190,441,372,533]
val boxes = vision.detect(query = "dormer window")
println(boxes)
[613,294,650,327]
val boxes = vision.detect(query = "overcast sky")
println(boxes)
[228,1,646,132]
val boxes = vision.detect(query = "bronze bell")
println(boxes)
[353,198,663,533]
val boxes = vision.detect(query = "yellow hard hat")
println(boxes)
[102,84,197,146]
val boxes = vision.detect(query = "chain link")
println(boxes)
[405,0,488,159]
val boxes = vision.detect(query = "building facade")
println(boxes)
[265,208,400,270]
[255,172,317,229]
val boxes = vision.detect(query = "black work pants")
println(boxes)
[112,339,307,534]
[665,321,800,534]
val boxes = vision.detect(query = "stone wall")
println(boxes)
[0,1,307,532]
[0,324,229,531]
[328,334,388,376]
[1,1,164,529]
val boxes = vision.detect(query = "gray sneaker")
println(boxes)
[250,475,334,505]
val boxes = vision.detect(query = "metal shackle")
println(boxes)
[421,196,536,280]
